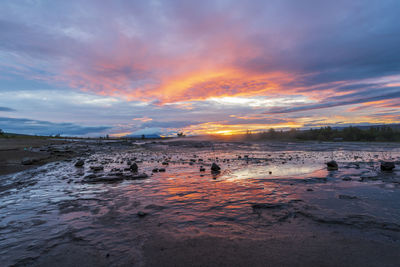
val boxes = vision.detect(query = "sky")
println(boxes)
[0,0,399,137]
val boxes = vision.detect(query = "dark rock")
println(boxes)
[90,166,104,172]
[152,168,159,173]
[327,160,338,170]
[130,163,138,172]
[126,173,149,179]
[82,175,123,183]
[162,162,169,165]
[74,159,85,167]
[211,163,221,172]
[307,188,313,192]
[158,168,166,172]
[200,167,206,172]
[21,158,36,165]
[338,194,358,200]
[342,177,352,181]
[380,161,395,171]
[137,211,147,217]
[84,174,97,179]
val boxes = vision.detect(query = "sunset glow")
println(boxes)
[0,0,399,136]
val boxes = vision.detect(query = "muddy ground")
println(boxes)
[0,138,399,266]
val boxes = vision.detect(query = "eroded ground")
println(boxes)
[1,140,400,266]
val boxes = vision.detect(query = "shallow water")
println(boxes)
[1,141,400,266]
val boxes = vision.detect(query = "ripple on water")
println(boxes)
[0,141,400,265]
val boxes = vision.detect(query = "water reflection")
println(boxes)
[0,142,400,265]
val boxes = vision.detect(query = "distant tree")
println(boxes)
[106,134,109,139]
[0,129,3,135]
[177,132,185,137]
[268,128,276,139]
[141,134,145,139]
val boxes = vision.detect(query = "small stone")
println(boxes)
[327,160,338,171]
[158,168,166,172]
[152,168,159,173]
[130,163,138,172]
[90,166,104,172]
[338,194,358,200]
[74,160,84,167]
[200,167,206,172]
[137,211,147,217]
[21,158,35,165]
[307,188,313,192]
[381,161,395,171]
[211,163,221,172]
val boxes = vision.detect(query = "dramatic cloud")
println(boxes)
[0,117,110,136]
[0,0,399,135]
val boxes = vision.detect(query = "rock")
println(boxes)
[327,160,338,170]
[307,188,313,192]
[162,162,169,165]
[211,163,221,172]
[137,211,147,217]
[152,168,159,173]
[90,166,104,172]
[380,161,395,171]
[158,168,166,172]
[21,158,36,165]
[74,159,84,167]
[84,174,97,179]
[338,194,358,200]
[82,175,123,183]
[130,163,138,172]
[342,177,352,181]
[126,173,149,179]
[200,167,206,172]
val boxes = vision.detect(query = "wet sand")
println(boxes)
[0,138,74,176]
[0,139,399,266]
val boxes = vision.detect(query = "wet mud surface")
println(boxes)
[1,140,400,266]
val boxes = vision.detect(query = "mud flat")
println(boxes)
[0,140,400,266]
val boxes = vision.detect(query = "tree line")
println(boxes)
[243,126,400,142]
